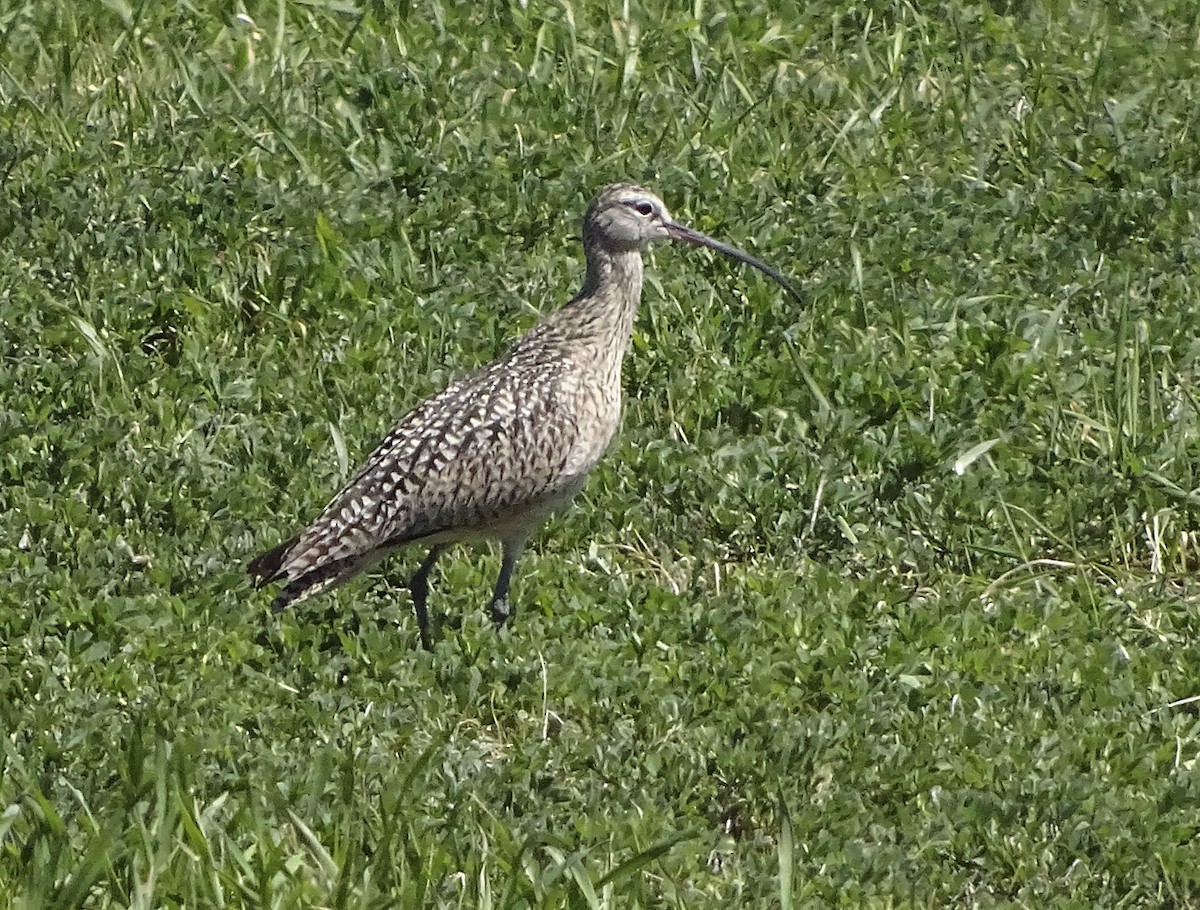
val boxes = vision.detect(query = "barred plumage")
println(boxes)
[248,183,800,649]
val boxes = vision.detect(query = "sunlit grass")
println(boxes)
[3,1,1199,906]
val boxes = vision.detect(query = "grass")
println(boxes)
[2,0,1200,906]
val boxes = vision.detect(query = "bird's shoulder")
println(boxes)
[334,340,587,497]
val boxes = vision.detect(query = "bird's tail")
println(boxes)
[247,535,299,586]
[269,556,363,612]
[250,536,381,613]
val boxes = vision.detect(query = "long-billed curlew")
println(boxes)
[249,183,800,649]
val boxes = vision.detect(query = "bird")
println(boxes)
[248,183,801,649]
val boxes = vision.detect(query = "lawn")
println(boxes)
[2,0,1199,906]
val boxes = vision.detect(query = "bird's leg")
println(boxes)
[488,542,523,628]
[409,544,446,650]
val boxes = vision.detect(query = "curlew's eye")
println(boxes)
[631,200,655,217]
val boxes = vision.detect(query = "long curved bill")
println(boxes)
[666,221,802,304]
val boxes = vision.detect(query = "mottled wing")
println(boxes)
[252,347,595,604]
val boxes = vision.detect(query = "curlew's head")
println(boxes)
[583,183,801,302]
[584,184,677,252]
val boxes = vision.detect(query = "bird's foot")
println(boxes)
[488,596,513,628]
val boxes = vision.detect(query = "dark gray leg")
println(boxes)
[409,544,446,651]
[487,543,521,628]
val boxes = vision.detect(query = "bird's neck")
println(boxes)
[566,244,644,356]
[513,244,644,395]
